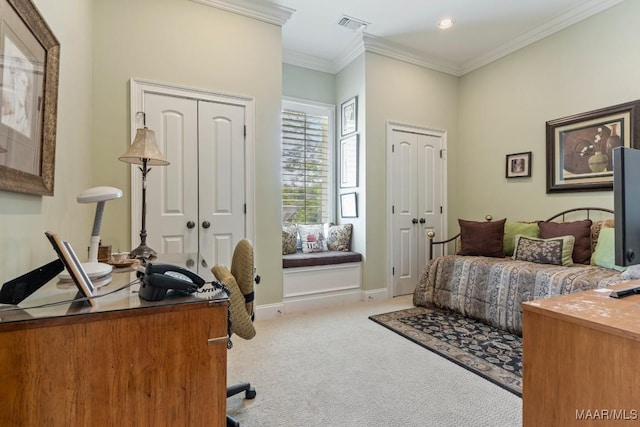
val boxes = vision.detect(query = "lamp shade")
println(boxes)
[118,128,169,166]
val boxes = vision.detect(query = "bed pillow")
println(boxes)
[327,223,352,251]
[503,222,540,256]
[513,235,575,266]
[591,219,615,253]
[297,224,328,253]
[538,219,592,265]
[591,227,625,272]
[458,218,506,257]
[282,224,298,255]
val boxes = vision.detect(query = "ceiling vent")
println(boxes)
[338,15,369,32]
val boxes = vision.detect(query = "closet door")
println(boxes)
[141,93,246,268]
[391,129,444,296]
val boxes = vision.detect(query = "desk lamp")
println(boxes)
[60,186,123,280]
[119,125,169,260]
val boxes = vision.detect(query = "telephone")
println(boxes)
[138,263,205,301]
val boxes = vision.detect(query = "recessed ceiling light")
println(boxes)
[437,18,455,30]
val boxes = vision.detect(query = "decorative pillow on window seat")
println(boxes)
[282,224,298,255]
[298,224,328,253]
[538,219,592,265]
[327,223,352,251]
[512,235,575,266]
[458,218,506,258]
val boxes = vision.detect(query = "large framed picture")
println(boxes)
[0,0,60,196]
[546,100,640,193]
[341,96,357,136]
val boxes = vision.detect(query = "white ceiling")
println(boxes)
[197,0,623,76]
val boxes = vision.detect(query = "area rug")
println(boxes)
[369,306,522,397]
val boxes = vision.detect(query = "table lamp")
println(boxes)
[60,186,123,281]
[119,126,169,260]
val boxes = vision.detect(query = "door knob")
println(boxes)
[412,218,418,224]
[419,218,426,224]
[202,221,211,229]
[186,221,195,229]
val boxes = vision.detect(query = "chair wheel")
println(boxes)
[245,387,256,399]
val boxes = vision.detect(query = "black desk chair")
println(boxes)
[212,239,259,427]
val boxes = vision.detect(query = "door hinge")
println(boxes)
[392,144,394,153]
[392,205,395,214]
[440,206,443,214]
[392,267,395,276]
[244,125,247,137]
[440,148,446,159]
[244,203,247,214]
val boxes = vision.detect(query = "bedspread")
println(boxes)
[413,255,625,336]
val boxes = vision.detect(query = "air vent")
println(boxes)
[337,15,369,32]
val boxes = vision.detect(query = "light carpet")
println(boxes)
[227,295,522,427]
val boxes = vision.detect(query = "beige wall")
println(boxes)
[458,1,635,221]
[92,0,284,305]
[283,63,336,105]
[0,0,94,283]
[363,53,459,291]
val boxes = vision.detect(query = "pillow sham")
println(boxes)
[458,218,506,258]
[298,224,328,253]
[503,221,540,256]
[513,235,575,266]
[327,223,352,251]
[282,224,298,255]
[591,227,625,272]
[538,219,592,265]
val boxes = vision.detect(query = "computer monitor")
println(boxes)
[613,146,640,266]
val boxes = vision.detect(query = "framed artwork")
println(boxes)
[341,96,357,136]
[0,0,60,196]
[340,134,359,188]
[506,151,531,178]
[546,100,640,193]
[340,192,358,218]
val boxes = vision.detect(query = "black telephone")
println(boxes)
[138,263,205,301]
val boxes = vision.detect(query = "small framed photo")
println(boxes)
[45,231,97,306]
[506,151,532,178]
[341,96,357,136]
[340,192,358,218]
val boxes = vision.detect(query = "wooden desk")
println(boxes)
[0,260,229,426]
[522,282,640,426]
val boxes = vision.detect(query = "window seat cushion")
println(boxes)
[282,251,362,268]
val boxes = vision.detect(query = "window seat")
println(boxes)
[282,251,362,268]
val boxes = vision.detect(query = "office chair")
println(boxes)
[212,239,259,427]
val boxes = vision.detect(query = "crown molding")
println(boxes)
[460,0,624,75]
[191,0,294,26]
[283,50,337,74]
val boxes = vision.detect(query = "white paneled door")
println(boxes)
[391,128,445,296]
[142,91,246,270]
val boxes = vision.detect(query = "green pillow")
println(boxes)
[591,227,626,272]
[504,222,540,256]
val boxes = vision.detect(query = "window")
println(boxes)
[281,98,335,224]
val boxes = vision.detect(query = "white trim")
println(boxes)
[385,121,448,298]
[190,0,294,26]
[129,78,256,255]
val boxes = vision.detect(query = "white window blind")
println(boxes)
[281,100,334,224]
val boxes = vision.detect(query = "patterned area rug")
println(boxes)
[369,306,522,397]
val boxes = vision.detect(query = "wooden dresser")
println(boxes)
[522,282,640,426]
[0,262,229,426]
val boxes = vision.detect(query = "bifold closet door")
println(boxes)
[391,130,443,296]
[141,93,246,269]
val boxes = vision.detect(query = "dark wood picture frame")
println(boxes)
[341,96,357,136]
[546,100,640,193]
[506,151,531,178]
[0,0,60,196]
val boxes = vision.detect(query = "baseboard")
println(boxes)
[254,287,390,320]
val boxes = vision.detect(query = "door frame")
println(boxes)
[129,78,255,251]
[386,121,448,297]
